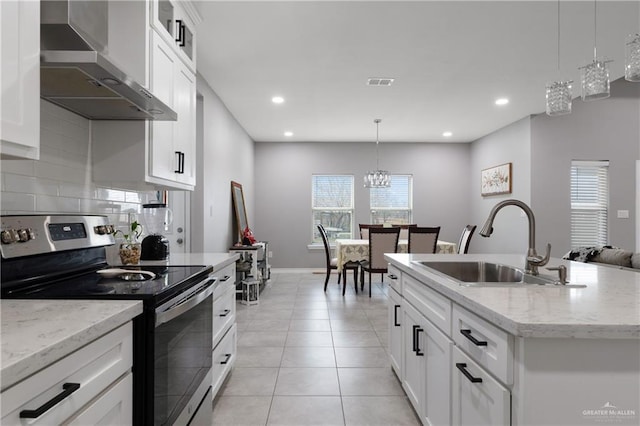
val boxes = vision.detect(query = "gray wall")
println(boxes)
[254,142,471,268]
[469,117,532,255]
[193,75,255,253]
[531,79,640,255]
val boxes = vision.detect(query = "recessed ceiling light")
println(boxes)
[495,98,509,106]
[284,131,293,137]
[272,96,284,104]
[442,131,453,137]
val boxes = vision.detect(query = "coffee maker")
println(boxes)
[140,203,173,260]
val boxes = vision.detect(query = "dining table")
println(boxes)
[334,238,457,271]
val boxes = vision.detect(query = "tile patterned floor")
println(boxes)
[212,271,420,426]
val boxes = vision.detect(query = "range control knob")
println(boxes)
[94,225,107,235]
[1,229,18,244]
[17,229,29,242]
[27,228,36,240]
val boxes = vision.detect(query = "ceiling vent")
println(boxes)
[367,78,395,86]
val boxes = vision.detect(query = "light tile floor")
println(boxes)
[212,271,420,426]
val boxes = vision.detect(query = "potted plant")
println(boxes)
[115,221,143,265]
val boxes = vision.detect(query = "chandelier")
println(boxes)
[545,0,572,116]
[579,0,612,101]
[364,119,391,188]
[626,33,640,82]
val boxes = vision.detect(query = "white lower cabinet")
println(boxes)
[388,286,403,377]
[452,346,510,426]
[402,299,453,426]
[212,323,237,396]
[1,323,133,425]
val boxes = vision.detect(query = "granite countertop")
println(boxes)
[1,300,142,391]
[385,253,640,339]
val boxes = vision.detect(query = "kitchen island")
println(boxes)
[385,253,639,425]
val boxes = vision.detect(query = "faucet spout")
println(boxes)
[479,199,550,275]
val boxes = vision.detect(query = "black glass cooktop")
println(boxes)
[3,265,213,305]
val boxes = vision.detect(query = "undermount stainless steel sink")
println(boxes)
[411,261,584,287]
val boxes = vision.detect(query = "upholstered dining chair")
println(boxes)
[359,224,383,240]
[392,224,418,240]
[360,227,401,297]
[457,225,477,254]
[318,225,359,294]
[408,226,441,253]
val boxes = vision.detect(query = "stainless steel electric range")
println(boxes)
[1,215,215,425]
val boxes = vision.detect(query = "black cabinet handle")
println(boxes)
[460,329,488,346]
[388,274,398,280]
[412,325,419,352]
[20,383,81,418]
[415,328,424,356]
[175,19,183,43]
[220,353,232,365]
[219,309,231,317]
[393,305,400,327]
[175,151,181,173]
[456,363,483,383]
[220,275,231,282]
[174,152,185,174]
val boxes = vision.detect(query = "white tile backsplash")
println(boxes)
[1,102,155,227]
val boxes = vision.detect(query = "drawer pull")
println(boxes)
[460,329,488,346]
[412,325,420,352]
[456,363,483,383]
[220,353,232,365]
[219,309,231,317]
[388,274,398,280]
[220,275,231,282]
[415,328,424,356]
[20,382,81,418]
[393,304,401,327]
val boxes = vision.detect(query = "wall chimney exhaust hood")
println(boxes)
[40,0,177,121]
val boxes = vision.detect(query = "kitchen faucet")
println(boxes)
[479,199,551,275]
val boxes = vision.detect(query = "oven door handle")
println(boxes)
[156,279,215,326]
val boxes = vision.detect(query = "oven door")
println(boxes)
[154,277,214,425]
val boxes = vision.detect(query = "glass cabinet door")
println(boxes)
[156,0,175,39]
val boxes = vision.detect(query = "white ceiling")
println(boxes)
[194,1,639,143]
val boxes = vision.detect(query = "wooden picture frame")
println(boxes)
[481,163,512,196]
[231,181,249,242]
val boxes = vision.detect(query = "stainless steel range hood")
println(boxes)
[40,0,177,121]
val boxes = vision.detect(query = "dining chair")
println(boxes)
[457,225,477,254]
[359,224,383,240]
[392,224,418,240]
[408,226,441,253]
[360,227,401,297]
[318,225,359,294]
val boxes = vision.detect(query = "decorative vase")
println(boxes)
[119,242,142,265]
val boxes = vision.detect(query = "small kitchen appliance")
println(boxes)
[140,203,172,260]
[1,215,214,425]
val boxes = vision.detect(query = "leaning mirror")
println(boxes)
[231,181,249,242]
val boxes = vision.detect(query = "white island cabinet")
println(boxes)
[1,300,142,425]
[386,253,640,426]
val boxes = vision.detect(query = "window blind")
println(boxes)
[570,160,609,248]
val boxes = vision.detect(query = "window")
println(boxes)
[312,175,354,243]
[570,160,609,248]
[370,175,413,224]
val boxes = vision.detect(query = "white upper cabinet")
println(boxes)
[1,0,40,160]
[150,0,197,73]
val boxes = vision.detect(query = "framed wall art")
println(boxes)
[481,162,512,196]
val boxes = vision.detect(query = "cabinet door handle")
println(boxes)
[460,329,488,346]
[415,328,424,356]
[180,152,185,173]
[388,274,398,280]
[456,363,483,383]
[220,275,231,282]
[174,152,185,174]
[20,383,81,418]
[219,309,231,317]
[393,305,400,327]
[220,353,232,365]
[412,325,419,352]
[175,151,182,173]
[175,19,183,43]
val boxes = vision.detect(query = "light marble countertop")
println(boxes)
[114,252,239,271]
[1,300,142,391]
[385,253,640,339]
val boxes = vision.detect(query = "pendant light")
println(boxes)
[364,119,391,188]
[546,0,572,116]
[580,0,612,101]
[625,33,640,82]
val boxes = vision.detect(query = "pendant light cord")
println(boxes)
[593,0,597,59]
[374,119,381,170]
[556,0,560,71]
